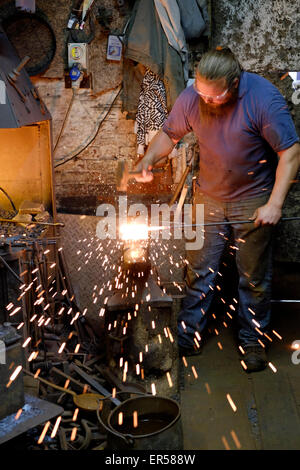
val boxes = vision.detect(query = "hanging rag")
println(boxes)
[135,68,168,155]
[176,0,208,40]
[153,0,189,82]
[123,0,185,119]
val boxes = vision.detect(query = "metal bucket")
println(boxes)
[98,395,182,450]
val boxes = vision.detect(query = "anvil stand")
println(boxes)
[105,249,174,379]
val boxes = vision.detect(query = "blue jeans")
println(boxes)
[178,190,273,348]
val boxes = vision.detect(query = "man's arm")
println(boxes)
[253,142,300,226]
[134,129,176,182]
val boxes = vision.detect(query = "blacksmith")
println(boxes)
[135,48,300,372]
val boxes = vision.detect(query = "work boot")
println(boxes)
[241,344,268,372]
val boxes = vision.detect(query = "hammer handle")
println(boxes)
[128,168,164,176]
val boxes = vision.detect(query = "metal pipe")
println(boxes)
[0,218,64,227]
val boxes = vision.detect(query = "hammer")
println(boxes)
[116,160,164,192]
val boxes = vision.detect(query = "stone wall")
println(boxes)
[211,0,299,72]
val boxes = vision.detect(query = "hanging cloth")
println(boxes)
[153,0,189,82]
[135,68,168,155]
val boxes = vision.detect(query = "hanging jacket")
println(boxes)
[123,0,185,118]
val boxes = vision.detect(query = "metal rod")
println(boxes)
[0,218,64,227]
[0,254,23,283]
[164,216,300,229]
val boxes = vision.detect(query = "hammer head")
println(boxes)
[116,160,129,192]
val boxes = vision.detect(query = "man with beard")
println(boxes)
[134,48,300,372]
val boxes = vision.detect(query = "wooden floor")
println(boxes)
[180,304,300,450]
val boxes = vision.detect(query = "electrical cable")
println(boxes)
[54,84,123,168]
[0,187,17,214]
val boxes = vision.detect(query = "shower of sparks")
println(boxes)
[51,416,62,438]
[191,366,198,379]
[268,362,277,373]
[272,330,282,340]
[58,342,66,354]
[221,436,231,450]
[37,421,51,444]
[8,365,22,385]
[22,337,31,348]
[14,408,23,420]
[226,394,237,412]
[64,379,70,389]
[230,430,241,449]
[133,411,138,428]
[166,372,173,387]
[70,427,78,441]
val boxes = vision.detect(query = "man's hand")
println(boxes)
[251,202,282,226]
[132,130,176,183]
[133,156,154,182]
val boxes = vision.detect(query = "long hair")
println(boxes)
[196,47,242,86]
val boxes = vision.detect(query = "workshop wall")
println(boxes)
[211,0,299,72]
[0,0,299,260]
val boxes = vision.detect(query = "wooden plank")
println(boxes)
[252,370,300,450]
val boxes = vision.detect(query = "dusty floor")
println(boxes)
[180,303,300,450]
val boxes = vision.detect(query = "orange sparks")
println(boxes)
[22,337,31,348]
[268,362,277,373]
[9,365,22,383]
[241,360,247,370]
[230,430,241,449]
[64,379,70,389]
[205,383,211,394]
[226,394,237,412]
[221,436,231,450]
[70,427,78,441]
[72,408,79,421]
[166,372,173,387]
[74,344,80,353]
[191,366,198,379]
[37,421,51,444]
[58,342,66,354]
[51,416,62,438]
[34,369,41,378]
[151,383,156,395]
[182,356,188,367]
[217,342,223,350]
[14,408,23,420]
[118,412,123,426]
[272,330,282,340]
[133,411,138,428]
[264,333,273,343]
